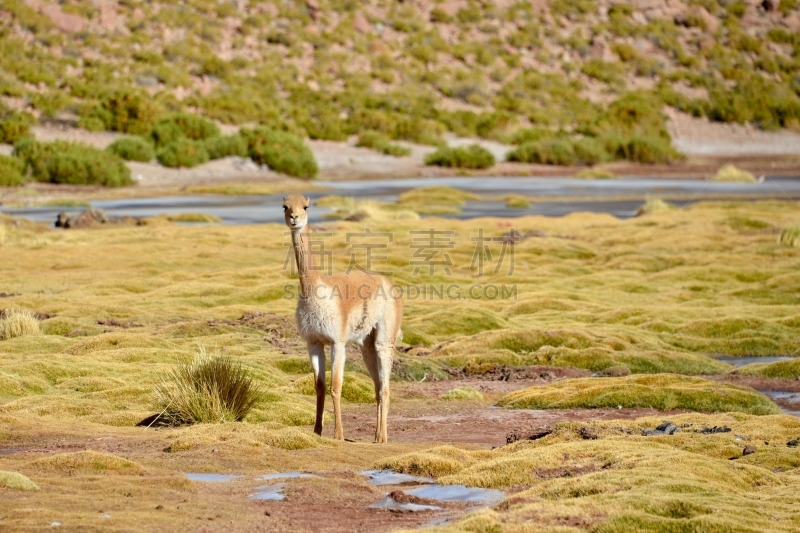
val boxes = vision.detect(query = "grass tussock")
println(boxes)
[503,194,531,209]
[14,139,132,187]
[292,372,375,403]
[575,167,617,179]
[29,451,144,476]
[778,226,800,248]
[441,386,483,401]
[165,213,222,223]
[0,309,40,340]
[318,196,420,221]
[636,197,675,216]
[153,350,261,425]
[0,471,39,491]
[711,164,758,183]
[498,374,781,415]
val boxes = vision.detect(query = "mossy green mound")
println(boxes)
[441,386,483,401]
[498,374,781,415]
[0,471,39,491]
[386,413,800,533]
[737,358,800,379]
[29,451,145,476]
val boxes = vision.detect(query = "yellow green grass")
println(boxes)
[0,198,799,529]
[497,375,781,415]
[0,470,39,491]
[441,386,484,401]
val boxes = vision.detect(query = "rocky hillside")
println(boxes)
[1,0,799,173]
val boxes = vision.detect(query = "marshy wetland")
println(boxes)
[1,189,800,532]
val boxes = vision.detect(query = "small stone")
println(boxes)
[155,505,164,510]
[51,522,62,528]
[264,511,271,517]
[655,421,680,435]
[788,440,799,448]
[578,427,598,440]
[743,445,757,456]
[101,514,111,519]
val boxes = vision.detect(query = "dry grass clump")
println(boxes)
[28,451,144,476]
[440,386,483,401]
[374,445,491,478]
[153,350,261,425]
[711,164,758,183]
[318,196,420,221]
[503,194,531,209]
[574,167,617,179]
[778,226,800,248]
[0,309,40,341]
[397,186,479,207]
[292,372,375,404]
[165,213,222,223]
[636,197,675,216]
[498,374,781,415]
[0,471,39,491]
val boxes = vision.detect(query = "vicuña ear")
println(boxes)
[303,197,310,207]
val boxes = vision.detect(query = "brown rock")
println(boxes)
[306,0,320,20]
[743,445,757,456]
[353,11,370,34]
[59,209,110,229]
[39,3,87,34]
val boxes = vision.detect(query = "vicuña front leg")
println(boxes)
[330,342,346,440]
[308,342,326,436]
[374,345,393,444]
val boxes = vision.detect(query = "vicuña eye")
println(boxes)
[283,206,288,211]
[303,206,308,210]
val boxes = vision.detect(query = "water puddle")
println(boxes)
[361,469,435,486]
[760,390,800,416]
[259,472,318,480]
[0,448,21,455]
[407,484,505,506]
[184,473,243,482]
[369,495,442,512]
[718,356,794,367]
[248,483,286,501]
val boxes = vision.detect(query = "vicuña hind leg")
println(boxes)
[364,328,393,444]
[330,342,346,440]
[308,342,326,436]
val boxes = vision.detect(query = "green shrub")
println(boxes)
[573,137,610,164]
[204,134,247,160]
[303,113,348,141]
[424,144,496,169]
[601,133,679,164]
[14,139,132,187]
[151,113,220,148]
[106,136,154,162]
[156,139,210,168]
[241,127,318,179]
[356,131,411,157]
[153,350,261,425]
[0,112,34,144]
[507,139,578,166]
[83,89,162,135]
[591,92,671,138]
[0,154,26,186]
[581,59,625,85]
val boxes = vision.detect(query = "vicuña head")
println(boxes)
[281,194,403,444]
[283,194,310,231]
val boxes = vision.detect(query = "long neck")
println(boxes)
[291,225,319,298]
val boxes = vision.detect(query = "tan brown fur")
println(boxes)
[283,194,402,443]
